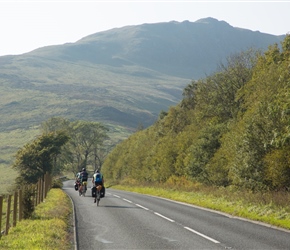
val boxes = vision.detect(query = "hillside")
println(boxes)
[102,35,290,192]
[0,17,286,168]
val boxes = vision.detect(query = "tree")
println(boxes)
[41,118,110,175]
[67,120,109,174]
[13,131,69,185]
[41,117,71,175]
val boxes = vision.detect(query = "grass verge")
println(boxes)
[0,188,73,250]
[110,179,290,231]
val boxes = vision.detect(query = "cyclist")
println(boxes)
[75,169,82,190]
[76,169,81,180]
[92,169,104,202]
[79,168,88,195]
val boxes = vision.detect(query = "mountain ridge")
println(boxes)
[0,17,286,139]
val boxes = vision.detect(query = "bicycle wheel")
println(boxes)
[96,190,101,206]
[83,182,87,196]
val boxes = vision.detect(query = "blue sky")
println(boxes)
[1,1,289,56]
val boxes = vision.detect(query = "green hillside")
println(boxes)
[103,35,290,192]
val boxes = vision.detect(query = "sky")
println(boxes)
[1,1,290,56]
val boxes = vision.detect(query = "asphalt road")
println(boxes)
[62,179,290,250]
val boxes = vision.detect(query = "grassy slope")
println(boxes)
[0,128,41,194]
[0,56,188,178]
[0,188,73,250]
[0,56,188,132]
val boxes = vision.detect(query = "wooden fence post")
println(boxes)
[5,195,11,235]
[37,179,41,206]
[0,196,3,236]
[44,173,47,199]
[18,189,23,222]
[44,173,51,198]
[40,178,44,203]
[13,191,18,227]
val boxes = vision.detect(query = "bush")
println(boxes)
[22,185,36,219]
[52,179,63,188]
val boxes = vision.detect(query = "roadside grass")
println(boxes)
[0,188,73,250]
[110,177,290,231]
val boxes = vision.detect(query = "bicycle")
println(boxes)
[79,181,87,196]
[94,184,102,206]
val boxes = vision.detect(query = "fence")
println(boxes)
[0,173,52,237]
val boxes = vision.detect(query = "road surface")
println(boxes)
[62,179,290,250]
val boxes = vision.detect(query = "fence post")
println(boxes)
[33,184,37,207]
[5,195,11,235]
[18,189,23,222]
[40,178,44,203]
[44,173,47,199]
[37,179,41,206]
[13,191,18,227]
[0,196,3,236]
[44,173,50,198]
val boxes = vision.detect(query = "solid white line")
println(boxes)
[184,227,220,244]
[135,204,149,210]
[123,198,132,203]
[154,212,175,222]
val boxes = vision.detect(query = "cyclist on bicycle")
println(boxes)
[92,169,104,202]
[75,169,82,190]
[79,168,88,194]
[92,169,104,187]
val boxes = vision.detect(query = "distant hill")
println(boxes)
[0,17,285,141]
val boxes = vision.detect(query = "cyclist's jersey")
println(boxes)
[80,171,88,182]
[93,173,103,185]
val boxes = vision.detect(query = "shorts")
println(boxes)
[95,181,102,186]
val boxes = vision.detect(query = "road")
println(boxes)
[62,179,290,250]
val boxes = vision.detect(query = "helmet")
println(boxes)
[82,168,86,171]
[95,169,99,173]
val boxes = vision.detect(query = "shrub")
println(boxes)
[52,179,63,188]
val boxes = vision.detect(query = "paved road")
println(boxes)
[62,180,290,250]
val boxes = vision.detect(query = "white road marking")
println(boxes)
[184,226,220,244]
[111,192,221,245]
[95,236,113,244]
[135,204,149,210]
[123,198,132,203]
[154,212,175,222]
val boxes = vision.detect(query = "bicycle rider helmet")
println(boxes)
[82,168,86,171]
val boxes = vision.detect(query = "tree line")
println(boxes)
[13,118,110,187]
[102,35,290,191]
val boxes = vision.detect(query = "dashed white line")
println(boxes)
[154,212,175,222]
[184,227,220,244]
[112,193,220,245]
[136,204,149,210]
[123,198,132,203]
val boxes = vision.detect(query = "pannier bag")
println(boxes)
[91,186,96,197]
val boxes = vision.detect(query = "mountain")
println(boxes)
[0,17,285,145]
